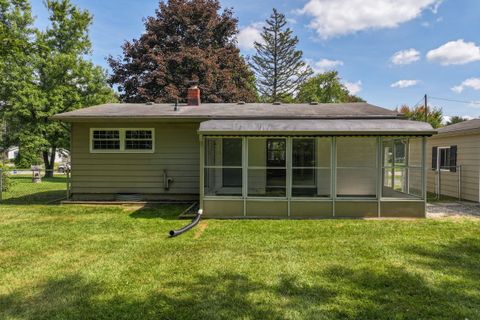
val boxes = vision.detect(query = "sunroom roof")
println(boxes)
[198,119,436,136]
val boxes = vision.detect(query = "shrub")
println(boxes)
[0,164,11,192]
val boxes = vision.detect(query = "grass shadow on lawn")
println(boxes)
[2,176,67,205]
[1,238,479,319]
[129,203,189,220]
[314,237,480,319]
[1,190,67,205]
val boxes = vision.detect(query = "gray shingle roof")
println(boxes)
[437,119,480,135]
[198,119,435,135]
[52,102,401,121]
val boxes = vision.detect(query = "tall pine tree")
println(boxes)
[108,0,257,103]
[250,9,312,102]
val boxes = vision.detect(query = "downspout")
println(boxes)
[169,133,205,237]
[169,209,203,237]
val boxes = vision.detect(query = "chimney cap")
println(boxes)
[187,85,201,106]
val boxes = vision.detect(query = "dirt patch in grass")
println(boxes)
[194,221,209,239]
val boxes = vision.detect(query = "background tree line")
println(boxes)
[0,0,464,171]
[1,0,115,175]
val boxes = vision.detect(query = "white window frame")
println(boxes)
[437,146,451,172]
[90,128,155,153]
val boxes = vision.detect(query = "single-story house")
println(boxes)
[427,119,480,202]
[53,87,435,218]
[5,146,70,164]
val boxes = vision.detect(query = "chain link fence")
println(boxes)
[429,165,480,201]
[0,168,70,204]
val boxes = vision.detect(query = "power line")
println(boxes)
[411,96,425,108]
[429,96,480,105]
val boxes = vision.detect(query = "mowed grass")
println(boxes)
[2,175,67,204]
[0,204,479,319]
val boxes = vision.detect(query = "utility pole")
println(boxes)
[424,94,428,123]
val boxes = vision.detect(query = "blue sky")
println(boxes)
[30,0,480,118]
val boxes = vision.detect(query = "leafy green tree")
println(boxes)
[108,0,257,103]
[0,0,35,154]
[3,0,115,176]
[446,115,468,126]
[250,8,312,102]
[399,104,443,129]
[296,71,365,103]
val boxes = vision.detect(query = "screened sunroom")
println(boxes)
[199,120,433,218]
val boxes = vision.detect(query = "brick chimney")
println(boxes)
[187,85,201,106]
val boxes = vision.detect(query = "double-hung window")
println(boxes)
[432,145,457,172]
[91,130,120,151]
[90,128,154,153]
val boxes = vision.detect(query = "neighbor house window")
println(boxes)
[432,145,457,172]
[90,128,154,153]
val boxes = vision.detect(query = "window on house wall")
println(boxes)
[90,128,154,152]
[125,130,153,150]
[432,145,457,172]
[92,130,120,150]
[204,137,242,196]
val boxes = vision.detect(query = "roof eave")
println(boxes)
[197,130,436,136]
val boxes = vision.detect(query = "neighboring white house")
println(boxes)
[427,119,480,202]
[6,146,70,164]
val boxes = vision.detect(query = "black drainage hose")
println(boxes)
[169,210,203,237]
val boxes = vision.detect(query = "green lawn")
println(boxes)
[0,203,479,319]
[1,174,67,204]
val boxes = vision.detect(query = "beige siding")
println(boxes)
[427,133,480,202]
[70,122,200,199]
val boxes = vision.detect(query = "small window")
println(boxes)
[92,130,120,150]
[438,147,450,170]
[125,130,153,150]
[90,128,154,153]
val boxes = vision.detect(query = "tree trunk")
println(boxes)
[42,147,56,178]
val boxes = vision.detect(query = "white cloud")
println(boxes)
[308,58,344,73]
[451,78,480,93]
[390,80,419,88]
[237,23,263,50]
[344,80,362,95]
[298,0,441,39]
[391,49,420,65]
[442,115,474,124]
[427,39,480,65]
